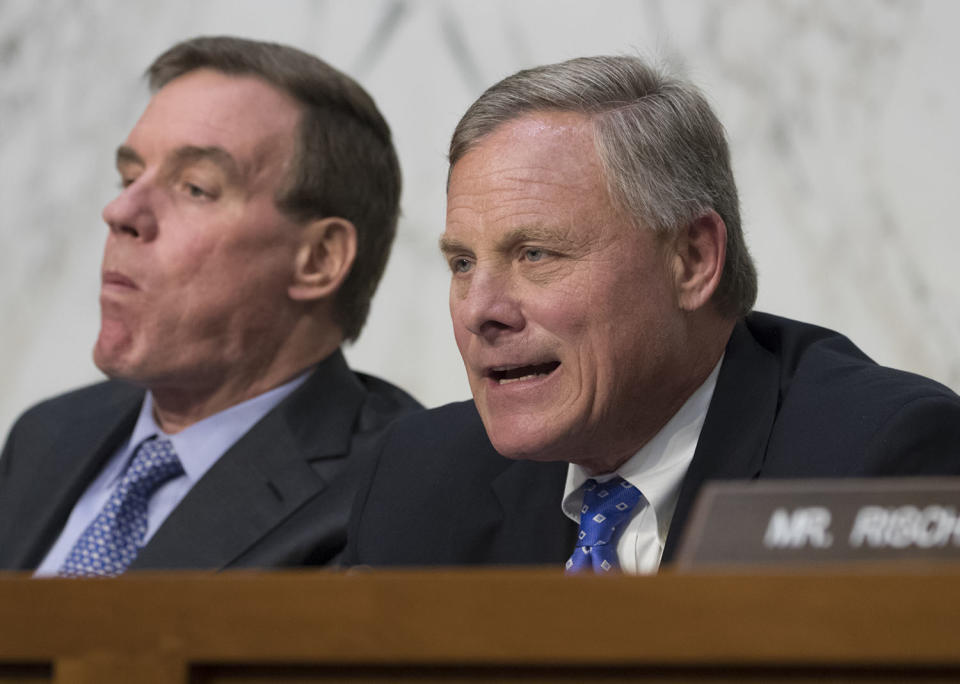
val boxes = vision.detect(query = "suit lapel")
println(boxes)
[2,386,142,569]
[131,350,365,570]
[661,319,781,563]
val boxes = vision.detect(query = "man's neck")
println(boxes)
[152,347,340,434]
[150,373,302,434]
[145,313,344,433]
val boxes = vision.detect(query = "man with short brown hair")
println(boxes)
[0,36,420,575]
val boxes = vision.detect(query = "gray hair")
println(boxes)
[149,36,401,342]
[449,55,757,318]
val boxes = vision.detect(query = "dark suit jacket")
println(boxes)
[0,349,421,571]
[347,313,960,569]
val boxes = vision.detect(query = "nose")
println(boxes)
[102,180,158,241]
[453,266,525,344]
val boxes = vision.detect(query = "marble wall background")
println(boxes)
[1,0,958,440]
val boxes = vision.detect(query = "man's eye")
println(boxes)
[523,248,544,262]
[185,183,209,199]
[451,257,474,274]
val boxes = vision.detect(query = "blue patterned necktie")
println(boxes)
[59,436,183,577]
[566,476,642,573]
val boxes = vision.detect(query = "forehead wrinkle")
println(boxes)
[449,172,591,220]
[488,163,597,191]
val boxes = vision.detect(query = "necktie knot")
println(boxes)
[566,476,642,573]
[59,436,183,577]
[120,437,183,496]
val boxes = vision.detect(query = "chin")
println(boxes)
[93,322,136,372]
[477,399,564,459]
[93,342,142,384]
[93,356,131,382]
[484,425,570,463]
[93,343,119,377]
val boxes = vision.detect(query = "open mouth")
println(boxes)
[489,361,560,385]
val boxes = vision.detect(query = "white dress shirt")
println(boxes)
[35,371,310,576]
[561,358,722,574]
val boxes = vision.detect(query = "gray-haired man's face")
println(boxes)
[442,111,695,474]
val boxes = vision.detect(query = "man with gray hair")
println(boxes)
[347,55,960,573]
[0,36,420,575]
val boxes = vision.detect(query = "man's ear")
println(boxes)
[288,217,358,302]
[671,210,726,312]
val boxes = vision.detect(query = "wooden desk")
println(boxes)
[1,567,959,682]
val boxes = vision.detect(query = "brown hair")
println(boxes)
[149,36,401,341]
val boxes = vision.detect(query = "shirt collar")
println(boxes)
[562,356,723,538]
[111,368,313,486]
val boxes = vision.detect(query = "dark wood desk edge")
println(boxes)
[1,567,958,667]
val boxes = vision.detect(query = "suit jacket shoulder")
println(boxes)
[2,381,143,470]
[746,312,960,476]
[0,380,144,569]
[663,312,960,562]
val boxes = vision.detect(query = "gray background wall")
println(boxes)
[2,0,958,440]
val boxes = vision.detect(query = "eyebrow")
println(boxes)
[500,226,572,248]
[439,226,576,256]
[115,144,244,185]
[115,145,144,168]
[438,235,469,255]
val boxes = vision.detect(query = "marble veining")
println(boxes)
[1,0,957,442]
